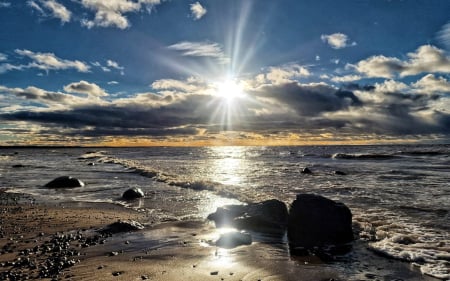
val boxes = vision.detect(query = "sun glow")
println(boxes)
[215,79,245,103]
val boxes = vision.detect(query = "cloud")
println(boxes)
[168,41,229,64]
[412,74,450,94]
[1,49,90,74]
[321,33,356,49]
[253,64,310,85]
[80,0,162,29]
[0,53,7,62]
[190,2,207,20]
[27,0,71,23]
[64,80,108,97]
[351,45,450,78]
[151,77,207,93]
[330,74,362,83]
[438,22,450,50]
[0,2,11,8]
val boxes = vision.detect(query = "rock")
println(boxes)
[301,167,312,174]
[12,164,26,168]
[334,170,347,175]
[207,199,288,235]
[122,188,144,200]
[216,232,252,249]
[44,176,85,188]
[288,194,353,251]
[99,220,144,234]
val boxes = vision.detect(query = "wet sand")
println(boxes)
[0,189,438,281]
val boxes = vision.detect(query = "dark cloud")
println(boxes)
[252,82,362,116]
[1,81,449,142]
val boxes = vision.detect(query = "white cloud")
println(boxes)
[0,53,7,62]
[331,74,362,82]
[42,0,71,23]
[321,33,356,49]
[374,80,409,93]
[190,2,206,20]
[438,22,450,49]
[106,59,124,70]
[0,2,11,8]
[108,81,119,85]
[351,45,450,78]
[80,0,162,29]
[151,77,207,93]
[64,80,108,97]
[412,74,450,94]
[27,0,71,23]
[28,0,44,13]
[10,49,90,73]
[168,41,229,64]
[251,64,310,85]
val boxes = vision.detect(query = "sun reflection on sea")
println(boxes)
[208,146,247,186]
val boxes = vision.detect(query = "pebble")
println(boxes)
[210,271,219,275]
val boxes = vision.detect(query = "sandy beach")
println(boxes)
[1,188,440,281]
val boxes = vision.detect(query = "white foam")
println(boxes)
[354,207,450,280]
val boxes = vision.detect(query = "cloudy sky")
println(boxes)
[1,0,450,146]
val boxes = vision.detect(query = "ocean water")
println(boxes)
[0,145,449,280]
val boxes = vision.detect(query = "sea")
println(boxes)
[0,144,449,280]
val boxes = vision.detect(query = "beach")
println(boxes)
[0,189,441,281]
[0,145,448,280]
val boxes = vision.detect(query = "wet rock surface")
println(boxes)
[216,232,252,249]
[98,220,145,234]
[44,176,85,188]
[207,199,288,235]
[122,187,145,200]
[288,193,353,253]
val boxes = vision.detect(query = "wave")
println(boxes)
[355,207,450,280]
[331,153,397,160]
[82,151,240,199]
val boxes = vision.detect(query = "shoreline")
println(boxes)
[0,190,441,281]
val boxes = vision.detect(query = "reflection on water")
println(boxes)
[208,146,248,186]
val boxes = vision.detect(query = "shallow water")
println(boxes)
[0,144,449,279]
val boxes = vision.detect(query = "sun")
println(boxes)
[215,79,245,103]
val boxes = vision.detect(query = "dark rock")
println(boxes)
[87,162,95,166]
[122,188,144,200]
[12,164,26,168]
[99,220,144,234]
[288,194,353,251]
[216,232,252,249]
[301,167,312,174]
[207,199,288,235]
[334,170,347,175]
[44,176,85,188]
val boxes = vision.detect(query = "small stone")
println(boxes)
[109,251,119,256]
[141,275,149,280]
[112,271,122,276]
[210,271,219,275]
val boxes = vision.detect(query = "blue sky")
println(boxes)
[1,0,450,145]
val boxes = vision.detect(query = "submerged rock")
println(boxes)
[216,232,252,249]
[122,188,144,200]
[207,199,288,235]
[99,220,144,234]
[301,167,312,174]
[288,194,353,251]
[44,176,85,188]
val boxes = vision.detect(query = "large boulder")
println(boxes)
[207,199,288,235]
[44,176,85,188]
[288,194,353,251]
[122,187,144,200]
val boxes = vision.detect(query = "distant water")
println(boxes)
[0,145,449,279]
